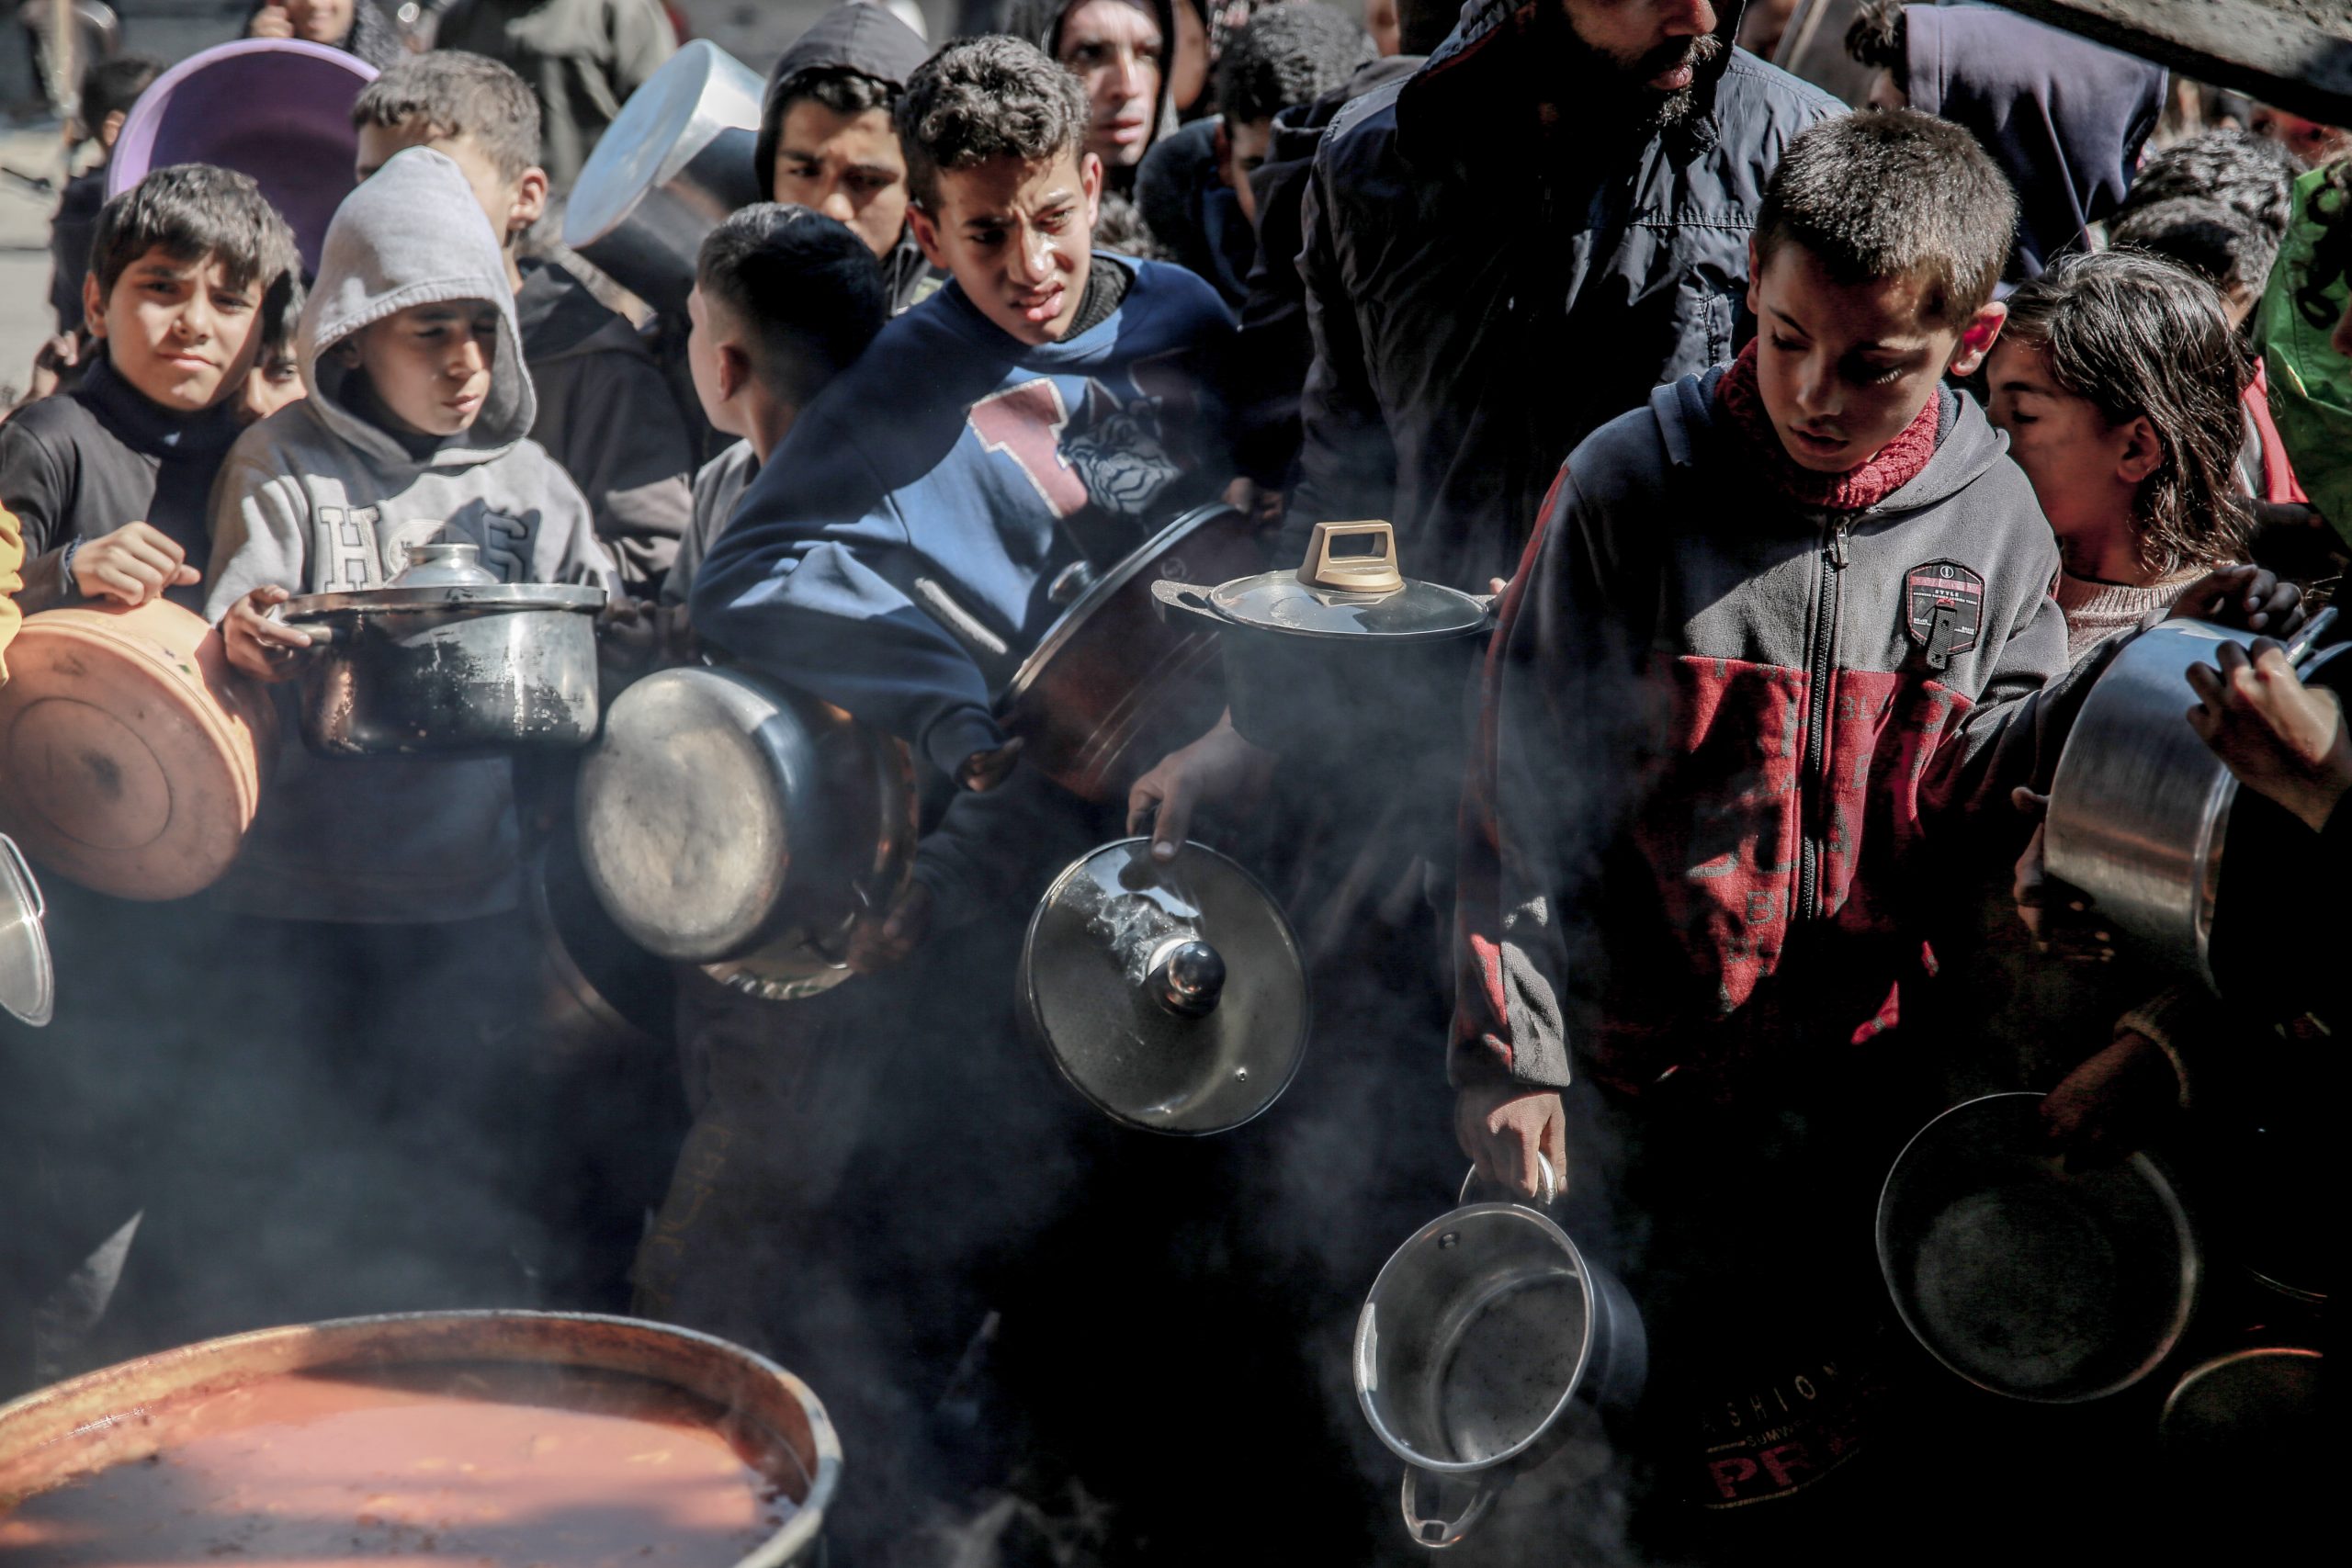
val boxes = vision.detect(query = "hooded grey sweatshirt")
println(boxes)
[206,146,615,924]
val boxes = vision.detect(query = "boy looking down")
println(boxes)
[2,164,298,615]
[208,146,612,925]
[352,51,696,592]
[692,35,1237,789]
[1448,110,2262,1533]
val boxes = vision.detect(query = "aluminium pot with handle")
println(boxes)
[273,544,606,759]
[2043,610,2341,989]
[1150,521,1494,759]
[1356,1156,1647,1550]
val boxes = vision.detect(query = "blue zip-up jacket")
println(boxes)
[692,256,1237,780]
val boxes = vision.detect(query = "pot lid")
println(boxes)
[282,583,606,620]
[0,604,273,902]
[1021,838,1308,1135]
[1204,521,1488,641]
[0,835,52,1026]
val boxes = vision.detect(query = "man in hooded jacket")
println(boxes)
[752,0,940,317]
[1004,0,1182,249]
[1286,0,1840,592]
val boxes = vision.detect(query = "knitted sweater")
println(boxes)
[2052,565,2203,662]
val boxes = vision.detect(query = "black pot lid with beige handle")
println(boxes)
[1154,520,1490,642]
[1020,839,1308,1134]
[0,834,55,1027]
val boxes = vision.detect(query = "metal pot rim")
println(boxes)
[1202,570,1493,644]
[1001,502,1243,708]
[1355,1200,1600,1473]
[283,583,608,620]
[1874,1091,2199,1404]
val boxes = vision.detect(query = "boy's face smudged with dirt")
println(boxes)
[333,299,501,438]
[910,149,1103,346]
[1745,236,2004,473]
[83,246,267,412]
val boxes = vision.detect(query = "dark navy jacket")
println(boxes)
[1286,0,1841,591]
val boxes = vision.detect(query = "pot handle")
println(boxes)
[1298,519,1405,593]
[1148,578,1224,625]
[2282,604,2336,665]
[261,602,339,648]
[1401,1466,1500,1550]
[1457,1150,1558,1211]
[1,835,44,922]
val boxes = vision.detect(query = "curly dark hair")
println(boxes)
[894,36,1089,210]
[1844,0,1907,92]
[2005,250,2253,576]
[2294,157,2352,332]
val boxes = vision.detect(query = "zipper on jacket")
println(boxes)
[1796,517,1850,922]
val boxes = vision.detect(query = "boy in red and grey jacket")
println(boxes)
[1452,111,2288,1539]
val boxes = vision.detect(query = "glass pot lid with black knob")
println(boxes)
[1019,838,1308,1135]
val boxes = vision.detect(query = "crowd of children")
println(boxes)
[0,2,2345,1562]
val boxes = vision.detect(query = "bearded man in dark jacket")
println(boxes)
[1286,0,1841,592]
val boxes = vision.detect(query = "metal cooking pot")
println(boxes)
[1000,503,1267,802]
[1151,521,1492,759]
[2044,614,2339,986]
[1019,837,1308,1134]
[1356,1158,1647,1550]
[527,836,675,1064]
[562,39,764,318]
[1876,1093,2199,1404]
[275,544,605,758]
[0,1310,837,1565]
[576,664,918,1003]
[2157,1346,2323,1488]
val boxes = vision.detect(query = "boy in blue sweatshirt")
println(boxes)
[691,33,1238,790]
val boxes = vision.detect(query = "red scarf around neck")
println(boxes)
[1715,340,1942,512]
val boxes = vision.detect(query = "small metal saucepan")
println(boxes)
[1876,1093,2199,1404]
[1356,1157,1646,1550]
[1150,521,1493,759]
[273,544,605,759]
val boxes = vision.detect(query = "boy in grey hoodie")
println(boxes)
[207,146,614,925]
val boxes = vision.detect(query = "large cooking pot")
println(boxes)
[1876,1093,2199,1404]
[1151,521,1492,759]
[275,545,606,758]
[1019,837,1309,1134]
[563,39,764,318]
[1356,1158,1647,1550]
[577,664,919,1003]
[0,598,276,899]
[2045,615,2341,987]
[1000,503,1266,802]
[0,1310,836,1564]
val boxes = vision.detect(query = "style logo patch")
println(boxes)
[1904,559,1985,671]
